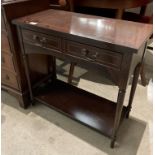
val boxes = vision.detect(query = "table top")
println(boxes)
[13,9,152,51]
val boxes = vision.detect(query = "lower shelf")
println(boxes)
[35,79,127,137]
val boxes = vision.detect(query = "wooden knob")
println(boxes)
[91,52,98,59]
[33,35,39,40]
[81,48,88,56]
[40,37,46,43]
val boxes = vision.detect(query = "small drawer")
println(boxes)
[1,32,11,53]
[65,41,123,69]
[22,29,61,51]
[2,69,19,90]
[1,53,15,72]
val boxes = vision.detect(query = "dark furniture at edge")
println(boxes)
[13,9,152,147]
[68,0,152,19]
[1,0,51,108]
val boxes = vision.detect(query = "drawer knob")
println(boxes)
[91,52,98,59]
[81,48,88,56]
[33,35,39,40]
[40,37,46,43]
[6,75,10,80]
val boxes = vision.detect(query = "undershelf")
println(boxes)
[34,79,127,137]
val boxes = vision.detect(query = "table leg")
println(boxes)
[68,62,76,84]
[140,5,147,16]
[116,9,124,19]
[47,56,57,82]
[140,62,147,86]
[51,56,57,81]
[23,55,34,104]
[126,63,141,118]
[111,89,126,148]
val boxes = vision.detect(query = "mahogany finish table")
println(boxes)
[13,9,152,148]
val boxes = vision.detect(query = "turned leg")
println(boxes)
[126,63,141,118]
[140,43,148,86]
[140,62,147,86]
[23,55,34,104]
[68,62,76,84]
[111,89,126,148]
[47,56,51,74]
[51,56,57,81]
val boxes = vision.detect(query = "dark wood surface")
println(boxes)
[14,9,152,147]
[13,9,152,52]
[1,0,51,108]
[35,79,127,137]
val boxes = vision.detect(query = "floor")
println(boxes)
[1,48,153,155]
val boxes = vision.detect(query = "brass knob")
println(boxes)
[91,52,98,59]
[81,48,88,56]
[40,37,46,43]
[33,35,39,40]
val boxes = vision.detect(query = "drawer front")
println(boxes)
[2,69,19,90]
[65,41,123,69]
[1,32,11,53]
[2,53,15,71]
[22,29,62,51]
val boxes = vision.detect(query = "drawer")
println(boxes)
[2,69,19,90]
[1,32,11,53]
[65,41,123,69]
[2,53,15,71]
[22,29,62,51]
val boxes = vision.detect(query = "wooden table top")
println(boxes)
[13,9,152,51]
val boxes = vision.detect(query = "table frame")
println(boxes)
[14,10,149,148]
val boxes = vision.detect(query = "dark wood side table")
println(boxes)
[13,9,152,148]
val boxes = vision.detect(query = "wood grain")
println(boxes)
[13,9,152,51]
